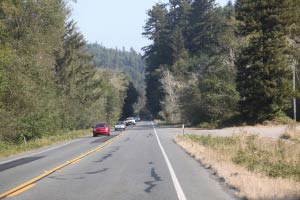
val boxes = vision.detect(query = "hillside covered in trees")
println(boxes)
[87,43,146,93]
[87,43,146,116]
[0,0,132,143]
[143,0,300,126]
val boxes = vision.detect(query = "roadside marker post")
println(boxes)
[182,124,185,135]
[293,61,297,122]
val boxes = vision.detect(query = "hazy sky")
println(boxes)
[70,0,231,52]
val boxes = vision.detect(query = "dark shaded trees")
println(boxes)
[143,0,239,125]
[144,0,300,125]
[235,0,299,121]
[143,3,172,118]
[187,0,218,55]
[121,82,139,119]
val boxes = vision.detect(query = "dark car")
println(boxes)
[92,122,110,136]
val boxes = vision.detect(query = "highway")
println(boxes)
[0,121,237,200]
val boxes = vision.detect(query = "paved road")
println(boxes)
[0,121,237,200]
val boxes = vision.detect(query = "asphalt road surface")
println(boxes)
[0,121,237,200]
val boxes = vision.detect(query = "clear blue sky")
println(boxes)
[70,0,231,52]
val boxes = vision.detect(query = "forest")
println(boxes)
[87,43,146,92]
[87,43,146,117]
[0,0,141,143]
[143,0,300,126]
[1,0,300,144]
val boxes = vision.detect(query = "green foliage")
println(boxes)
[197,56,239,122]
[0,0,130,143]
[143,3,173,118]
[122,82,139,119]
[0,129,90,158]
[87,43,146,93]
[87,43,146,116]
[185,134,237,148]
[232,137,300,180]
[236,0,299,122]
[144,0,300,125]
[143,0,239,124]
[187,0,220,55]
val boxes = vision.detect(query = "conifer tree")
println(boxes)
[236,0,297,121]
[187,0,218,55]
[143,3,171,118]
[168,0,191,65]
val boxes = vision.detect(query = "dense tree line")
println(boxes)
[236,0,300,121]
[0,0,129,142]
[143,0,300,125]
[87,43,146,93]
[87,43,146,115]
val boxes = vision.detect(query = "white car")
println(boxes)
[125,117,136,126]
[114,121,126,131]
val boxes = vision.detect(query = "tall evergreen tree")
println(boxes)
[168,0,191,65]
[236,0,297,121]
[143,3,171,118]
[187,0,219,55]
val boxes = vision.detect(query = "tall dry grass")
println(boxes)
[280,123,300,141]
[176,134,300,200]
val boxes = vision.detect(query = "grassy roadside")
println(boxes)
[280,123,300,142]
[176,134,300,200]
[0,129,91,158]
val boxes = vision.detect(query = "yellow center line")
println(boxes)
[0,131,127,199]
[7,184,35,197]
[71,159,81,165]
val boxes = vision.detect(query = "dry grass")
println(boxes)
[176,134,300,200]
[0,129,90,158]
[280,123,300,141]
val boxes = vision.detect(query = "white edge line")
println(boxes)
[152,122,187,200]
[0,138,84,165]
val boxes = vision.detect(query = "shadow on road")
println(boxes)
[0,156,45,172]
[90,135,115,144]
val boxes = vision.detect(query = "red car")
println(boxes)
[93,122,110,136]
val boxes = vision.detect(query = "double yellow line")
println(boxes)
[0,132,126,199]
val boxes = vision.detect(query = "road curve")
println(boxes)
[0,121,237,200]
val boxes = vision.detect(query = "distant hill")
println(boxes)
[87,43,146,92]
